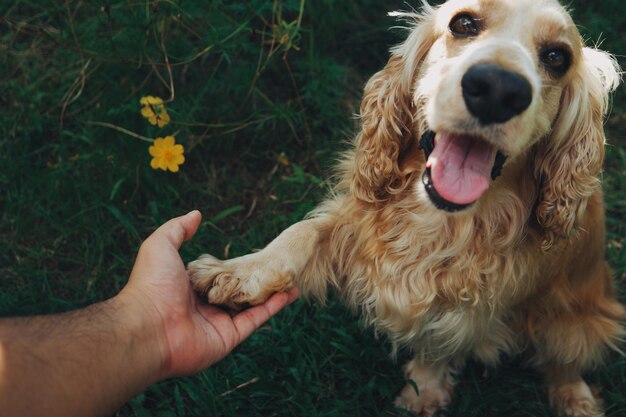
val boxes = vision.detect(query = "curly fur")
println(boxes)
[534,47,621,250]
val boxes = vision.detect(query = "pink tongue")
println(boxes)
[426,133,498,205]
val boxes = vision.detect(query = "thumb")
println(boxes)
[153,210,202,250]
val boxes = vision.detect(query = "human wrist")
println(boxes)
[112,288,170,384]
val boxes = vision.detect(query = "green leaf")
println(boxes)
[109,178,125,200]
[104,204,140,240]
[209,205,244,223]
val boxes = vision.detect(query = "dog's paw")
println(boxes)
[187,253,293,310]
[549,380,603,417]
[394,383,451,417]
[393,359,455,417]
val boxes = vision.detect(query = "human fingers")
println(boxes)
[149,210,202,250]
[232,288,299,342]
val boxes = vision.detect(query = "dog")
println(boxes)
[188,0,625,415]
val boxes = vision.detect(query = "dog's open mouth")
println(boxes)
[419,130,507,212]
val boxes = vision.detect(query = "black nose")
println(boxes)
[461,63,532,125]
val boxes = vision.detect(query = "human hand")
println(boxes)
[120,211,298,379]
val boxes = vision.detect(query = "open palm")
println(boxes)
[123,211,298,379]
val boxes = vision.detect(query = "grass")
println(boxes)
[1,0,625,416]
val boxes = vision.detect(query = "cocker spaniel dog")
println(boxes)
[188,0,625,415]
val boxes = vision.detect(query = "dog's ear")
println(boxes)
[351,9,436,203]
[534,47,620,250]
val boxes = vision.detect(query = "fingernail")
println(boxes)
[185,210,201,219]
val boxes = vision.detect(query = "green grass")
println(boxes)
[2,1,625,416]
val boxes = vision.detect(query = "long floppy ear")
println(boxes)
[534,47,621,250]
[351,6,436,203]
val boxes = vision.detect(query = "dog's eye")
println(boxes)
[540,47,571,75]
[449,13,480,37]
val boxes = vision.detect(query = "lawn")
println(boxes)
[2,1,625,416]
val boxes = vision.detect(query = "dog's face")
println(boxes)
[353,0,617,245]
[411,0,582,210]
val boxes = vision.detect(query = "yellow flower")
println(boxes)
[276,152,290,166]
[140,95,170,127]
[149,136,185,173]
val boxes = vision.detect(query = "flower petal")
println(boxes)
[172,154,185,165]
[148,115,157,125]
[141,106,155,118]
[153,138,165,149]
[167,161,180,173]
[157,110,171,127]
[171,144,184,155]
[148,145,162,157]
[163,136,175,147]
[159,157,168,170]
[141,95,163,105]
[150,157,160,169]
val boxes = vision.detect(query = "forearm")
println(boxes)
[0,210,294,416]
[0,293,165,417]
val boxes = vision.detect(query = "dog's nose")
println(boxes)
[461,63,532,125]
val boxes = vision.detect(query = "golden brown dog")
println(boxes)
[189,0,625,415]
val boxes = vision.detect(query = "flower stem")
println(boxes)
[85,121,154,143]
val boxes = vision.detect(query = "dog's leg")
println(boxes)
[526,256,626,417]
[544,366,604,417]
[187,216,333,310]
[530,293,625,417]
[536,309,624,417]
[394,358,460,417]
